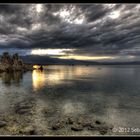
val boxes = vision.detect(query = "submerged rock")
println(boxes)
[0,121,7,128]
[77,116,93,127]
[87,120,112,135]
[51,122,64,130]
[82,121,92,127]
[98,126,108,135]
[66,117,74,125]
[95,120,101,125]
[14,99,35,115]
[19,126,35,135]
[71,124,83,131]
[15,108,32,115]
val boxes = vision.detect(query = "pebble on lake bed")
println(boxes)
[71,124,83,131]
[66,117,74,125]
[51,121,64,130]
[0,121,7,128]
[14,99,35,115]
[19,126,35,135]
[95,120,101,125]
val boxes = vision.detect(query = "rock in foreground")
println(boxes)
[71,124,83,131]
[19,126,36,135]
[0,121,7,128]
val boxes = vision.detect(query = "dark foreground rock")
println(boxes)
[98,126,108,135]
[51,119,65,130]
[14,99,35,115]
[87,120,113,135]
[48,114,113,135]
[87,124,108,134]
[71,124,83,131]
[95,120,101,125]
[19,126,36,135]
[0,98,37,135]
[52,123,64,130]
[0,121,7,128]
[66,117,74,125]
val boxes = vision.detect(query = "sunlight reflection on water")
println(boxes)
[31,65,105,91]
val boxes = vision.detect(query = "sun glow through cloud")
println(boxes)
[35,4,43,13]
[31,49,113,61]
[109,11,120,19]
[58,55,113,61]
[31,49,74,56]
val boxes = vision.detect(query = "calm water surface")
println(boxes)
[0,65,140,135]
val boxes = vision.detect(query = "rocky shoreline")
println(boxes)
[0,52,34,72]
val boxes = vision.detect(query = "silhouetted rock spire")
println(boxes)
[0,52,33,72]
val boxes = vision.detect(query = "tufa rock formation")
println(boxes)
[0,52,33,72]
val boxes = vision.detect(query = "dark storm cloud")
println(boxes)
[1,4,140,61]
[78,4,112,22]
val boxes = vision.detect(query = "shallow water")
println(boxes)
[0,65,140,135]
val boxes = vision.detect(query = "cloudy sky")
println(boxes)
[0,4,140,63]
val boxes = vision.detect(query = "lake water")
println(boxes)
[0,65,140,135]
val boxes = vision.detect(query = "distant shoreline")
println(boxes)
[1,54,140,66]
[28,63,140,66]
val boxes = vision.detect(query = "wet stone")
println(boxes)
[76,116,93,128]
[90,123,109,135]
[0,121,7,128]
[71,124,83,131]
[14,99,35,115]
[66,117,74,125]
[95,120,101,125]
[19,126,35,135]
[99,127,108,135]
[77,117,84,123]
[95,125,109,135]
[82,120,92,127]
[87,124,95,130]
[15,108,32,115]
[51,122,64,130]
[18,104,33,109]
[42,108,48,114]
